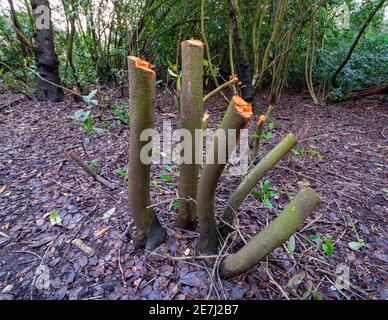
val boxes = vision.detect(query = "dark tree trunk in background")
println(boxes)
[8,0,33,58]
[30,0,64,102]
[227,0,255,106]
[331,0,385,88]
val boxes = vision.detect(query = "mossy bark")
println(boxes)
[220,133,298,238]
[220,187,321,278]
[128,56,166,251]
[178,40,204,231]
[197,96,252,254]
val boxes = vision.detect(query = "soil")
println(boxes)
[0,86,387,300]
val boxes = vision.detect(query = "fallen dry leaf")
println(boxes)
[1,223,10,230]
[184,248,191,256]
[72,239,95,257]
[0,232,10,238]
[94,227,111,239]
[0,185,9,194]
[287,271,307,288]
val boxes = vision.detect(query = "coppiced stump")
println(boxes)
[127,57,166,250]
[220,133,298,238]
[220,187,321,278]
[178,40,204,230]
[197,96,253,254]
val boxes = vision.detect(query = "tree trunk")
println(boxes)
[178,40,204,230]
[8,0,33,58]
[331,0,386,88]
[30,0,64,102]
[227,0,255,105]
[127,56,167,251]
[220,187,321,278]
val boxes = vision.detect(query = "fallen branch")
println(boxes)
[66,150,115,190]
[342,84,388,101]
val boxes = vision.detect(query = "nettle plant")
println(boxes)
[127,40,321,278]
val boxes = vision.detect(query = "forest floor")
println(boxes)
[0,86,387,300]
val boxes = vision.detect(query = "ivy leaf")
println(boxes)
[49,212,62,226]
[348,240,366,251]
[322,240,334,257]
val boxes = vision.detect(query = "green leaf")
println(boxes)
[287,235,296,254]
[262,195,273,211]
[163,165,173,172]
[177,75,182,92]
[268,190,279,197]
[263,180,270,192]
[116,168,128,178]
[251,191,262,198]
[316,152,324,161]
[322,240,334,257]
[314,294,324,300]
[261,132,273,140]
[168,69,178,77]
[89,159,100,171]
[101,207,116,220]
[348,240,365,251]
[49,212,62,226]
[268,122,275,130]
[83,117,94,135]
[251,133,260,139]
[202,59,209,67]
[172,200,180,210]
[309,235,320,242]
[309,149,316,156]
[382,189,388,194]
[160,174,173,183]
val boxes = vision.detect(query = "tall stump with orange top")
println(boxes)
[197,96,253,254]
[178,40,205,230]
[128,56,166,250]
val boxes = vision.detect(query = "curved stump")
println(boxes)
[220,187,321,278]
[197,96,253,254]
[220,133,298,238]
